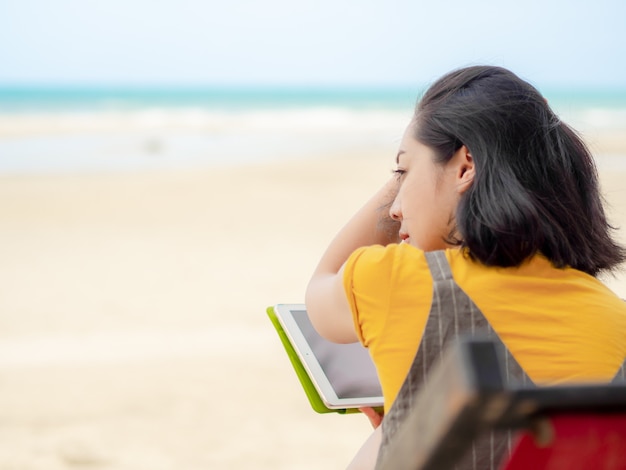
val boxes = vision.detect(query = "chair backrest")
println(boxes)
[375,336,626,470]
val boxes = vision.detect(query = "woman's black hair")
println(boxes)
[414,65,625,276]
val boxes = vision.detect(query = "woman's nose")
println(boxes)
[389,197,402,221]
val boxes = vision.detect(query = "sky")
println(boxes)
[1,0,625,89]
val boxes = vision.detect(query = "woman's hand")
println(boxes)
[359,407,384,429]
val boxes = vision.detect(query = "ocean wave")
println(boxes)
[0,106,412,138]
[557,107,626,131]
[0,107,414,173]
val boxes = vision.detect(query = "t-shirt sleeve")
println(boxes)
[342,244,434,410]
[343,245,390,345]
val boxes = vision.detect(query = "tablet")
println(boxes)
[268,303,383,414]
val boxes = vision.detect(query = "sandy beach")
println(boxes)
[1,129,625,469]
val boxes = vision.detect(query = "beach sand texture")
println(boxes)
[1,125,625,469]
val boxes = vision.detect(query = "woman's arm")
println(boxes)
[305,177,400,343]
[346,426,382,470]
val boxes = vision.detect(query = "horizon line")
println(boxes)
[1,81,626,93]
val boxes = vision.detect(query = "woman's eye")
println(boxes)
[392,168,406,180]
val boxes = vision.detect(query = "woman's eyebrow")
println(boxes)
[395,150,406,165]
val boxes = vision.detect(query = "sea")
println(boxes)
[1,85,625,174]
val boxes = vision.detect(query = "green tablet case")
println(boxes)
[266,305,359,414]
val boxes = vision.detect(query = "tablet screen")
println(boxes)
[291,309,382,399]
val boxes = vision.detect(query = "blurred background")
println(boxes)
[1,1,625,469]
[2,0,626,175]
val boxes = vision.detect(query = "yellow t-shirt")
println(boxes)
[343,244,626,412]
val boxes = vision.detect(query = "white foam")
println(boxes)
[558,107,626,131]
[0,107,411,137]
[0,107,410,173]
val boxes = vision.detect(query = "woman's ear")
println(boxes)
[455,145,475,194]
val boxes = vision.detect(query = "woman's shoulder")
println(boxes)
[348,243,429,271]
[344,243,433,292]
[446,249,621,288]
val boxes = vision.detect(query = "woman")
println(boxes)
[305,66,626,469]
